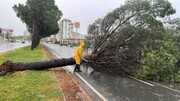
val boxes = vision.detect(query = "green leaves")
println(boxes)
[151,0,176,17]
[137,32,180,82]
[87,0,180,81]
[13,0,62,49]
[13,4,32,26]
[13,0,62,35]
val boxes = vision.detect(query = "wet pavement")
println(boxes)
[0,42,30,53]
[45,43,180,101]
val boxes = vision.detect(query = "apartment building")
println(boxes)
[59,19,73,39]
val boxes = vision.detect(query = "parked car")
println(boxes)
[22,41,25,43]
[21,39,25,43]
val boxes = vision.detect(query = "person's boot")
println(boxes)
[77,68,82,72]
[77,65,82,72]
[74,65,78,73]
[74,69,76,73]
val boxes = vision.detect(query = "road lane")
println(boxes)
[45,43,180,101]
[0,42,30,53]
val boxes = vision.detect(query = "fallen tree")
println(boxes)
[0,0,178,77]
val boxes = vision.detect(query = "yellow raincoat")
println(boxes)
[74,42,84,64]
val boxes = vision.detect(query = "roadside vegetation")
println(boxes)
[0,45,62,100]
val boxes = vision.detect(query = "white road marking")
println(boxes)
[129,76,154,87]
[150,81,180,94]
[75,72,108,101]
[130,76,180,94]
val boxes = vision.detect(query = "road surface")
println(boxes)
[45,43,180,101]
[0,42,30,53]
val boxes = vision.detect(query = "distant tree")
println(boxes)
[13,0,62,50]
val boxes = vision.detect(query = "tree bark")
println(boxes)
[0,58,75,76]
[31,34,36,50]
[35,35,41,48]
[31,18,35,50]
[31,16,40,50]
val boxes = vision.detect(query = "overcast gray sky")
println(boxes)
[0,0,180,36]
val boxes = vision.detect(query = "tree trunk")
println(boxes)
[31,19,35,50]
[34,36,41,48]
[0,58,75,76]
[31,34,36,50]
[31,18,40,50]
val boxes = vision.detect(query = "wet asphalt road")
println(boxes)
[0,42,30,53]
[45,43,180,101]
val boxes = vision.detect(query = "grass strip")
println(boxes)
[0,45,63,101]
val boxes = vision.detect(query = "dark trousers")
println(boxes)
[74,64,80,72]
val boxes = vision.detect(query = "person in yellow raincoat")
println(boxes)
[74,42,85,72]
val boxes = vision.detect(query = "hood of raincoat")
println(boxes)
[80,42,84,47]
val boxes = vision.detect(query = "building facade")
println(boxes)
[52,19,85,45]
[59,19,73,39]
